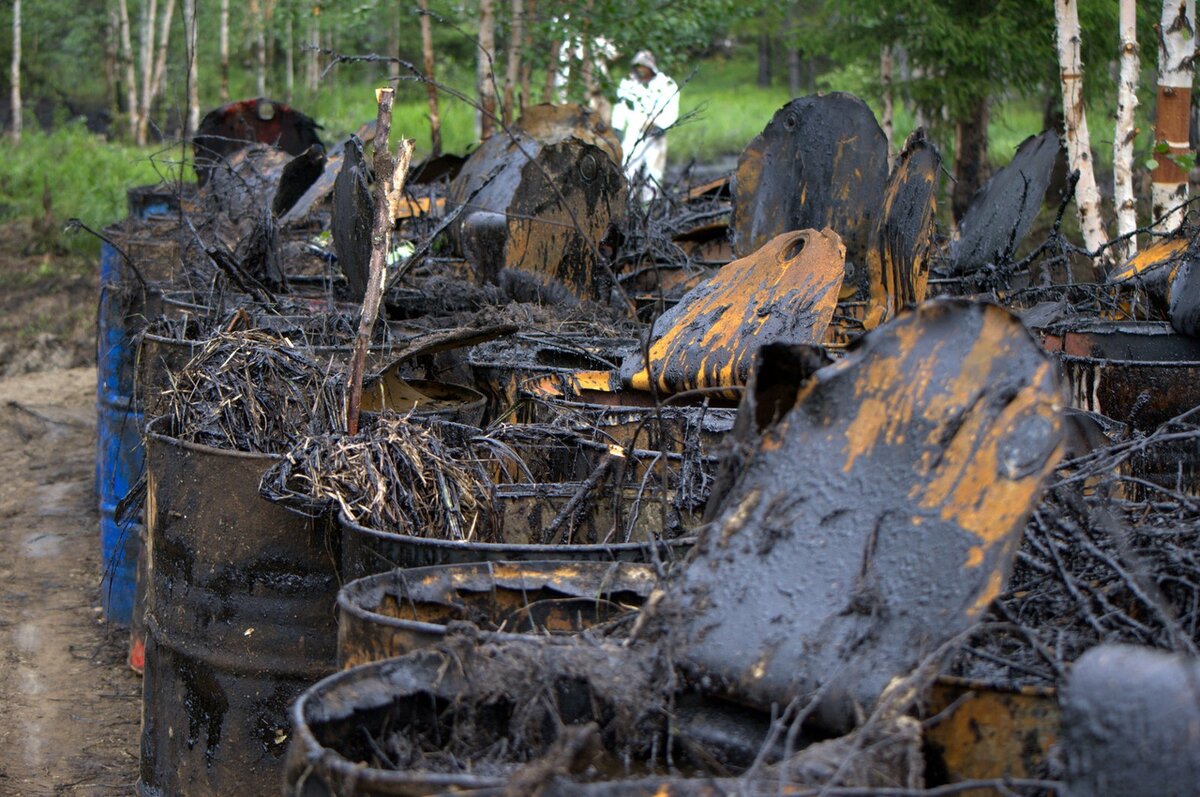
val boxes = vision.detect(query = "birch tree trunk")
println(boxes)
[1114,0,1140,259]
[476,0,496,141]
[136,0,158,146]
[1153,0,1196,231]
[149,0,176,107]
[502,0,523,126]
[305,12,318,93]
[418,0,442,156]
[518,0,535,115]
[219,0,229,101]
[285,12,294,102]
[105,6,119,119]
[881,45,894,168]
[1054,0,1108,255]
[183,0,199,137]
[250,0,267,96]
[10,0,20,143]
[118,0,138,139]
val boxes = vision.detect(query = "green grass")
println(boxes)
[0,122,167,254]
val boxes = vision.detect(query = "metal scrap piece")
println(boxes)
[666,300,1065,734]
[331,136,374,301]
[949,131,1060,274]
[619,229,845,397]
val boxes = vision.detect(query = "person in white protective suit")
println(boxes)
[611,50,680,202]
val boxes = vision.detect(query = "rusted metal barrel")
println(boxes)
[1040,319,1200,498]
[337,560,656,668]
[139,416,339,797]
[338,485,695,581]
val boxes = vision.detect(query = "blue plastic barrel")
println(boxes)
[97,240,144,624]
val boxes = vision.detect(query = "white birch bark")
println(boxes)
[183,0,199,137]
[219,0,229,102]
[1153,0,1196,232]
[118,0,138,139]
[10,0,20,142]
[285,12,294,102]
[1115,0,1140,260]
[305,13,318,93]
[881,44,894,169]
[136,0,158,145]
[1054,0,1109,255]
[149,0,176,105]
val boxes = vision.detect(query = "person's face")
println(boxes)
[634,65,653,83]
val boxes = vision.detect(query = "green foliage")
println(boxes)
[0,122,167,253]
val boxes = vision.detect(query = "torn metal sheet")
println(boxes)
[731,93,888,285]
[193,98,323,185]
[331,136,374,301]
[448,108,627,303]
[272,145,327,218]
[949,131,1060,274]
[619,228,845,397]
[666,300,1065,734]
[1061,645,1200,797]
[864,131,942,326]
[280,142,345,225]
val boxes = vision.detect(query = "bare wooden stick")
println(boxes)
[346,87,414,435]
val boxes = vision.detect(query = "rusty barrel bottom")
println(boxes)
[923,676,1058,790]
[337,560,657,669]
[338,508,693,582]
[138,616,333,797]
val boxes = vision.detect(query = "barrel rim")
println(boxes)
[145,414,284,462]
[337,559,657,635]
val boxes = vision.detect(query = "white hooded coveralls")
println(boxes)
[611,69,680,200]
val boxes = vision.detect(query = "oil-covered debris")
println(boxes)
[332,136,375,301]
[663,300,1065,734]
[193,97,323,185]
[948,130,1060,275]
[163,330,346,453]
[731,93,888,266]
[619,228,845,396]
[272,145,328,219]
[447,105,628,303]
[1060,645,1200,797]
[261,415,495,541]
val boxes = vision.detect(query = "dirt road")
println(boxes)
[0,367,140,796]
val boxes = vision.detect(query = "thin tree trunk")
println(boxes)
[951,97,989,223]
[285,11,294,102]
[1153,0,1196,231]
[183,0,199,137]
[118,0,138,139]
[105,6,119,119]
[1054,0,1108,255]
[418,0,441,156]
[219,0,229,101]
[305,12,318,93]
[757,31,771,87]
[1114,0,1140,259]
[149,0,176,107]
[518,0,535,114]
[10,0,20,143]
[503,0,523,126]
[250,0,266,96]
[881,45,894,168]
[136,0,158,146]
[542,37,560,102]
[477,0,496,141]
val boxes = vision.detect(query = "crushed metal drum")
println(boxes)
[949,130,1060,275]
[663,299,1066,734]
[616,228,844,397]
[193,97,323,185]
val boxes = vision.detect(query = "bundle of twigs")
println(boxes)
[952,426,1200,686]
[263,414,496,541]
[163,330,345,453]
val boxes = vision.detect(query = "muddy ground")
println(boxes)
[0,225,141,796]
